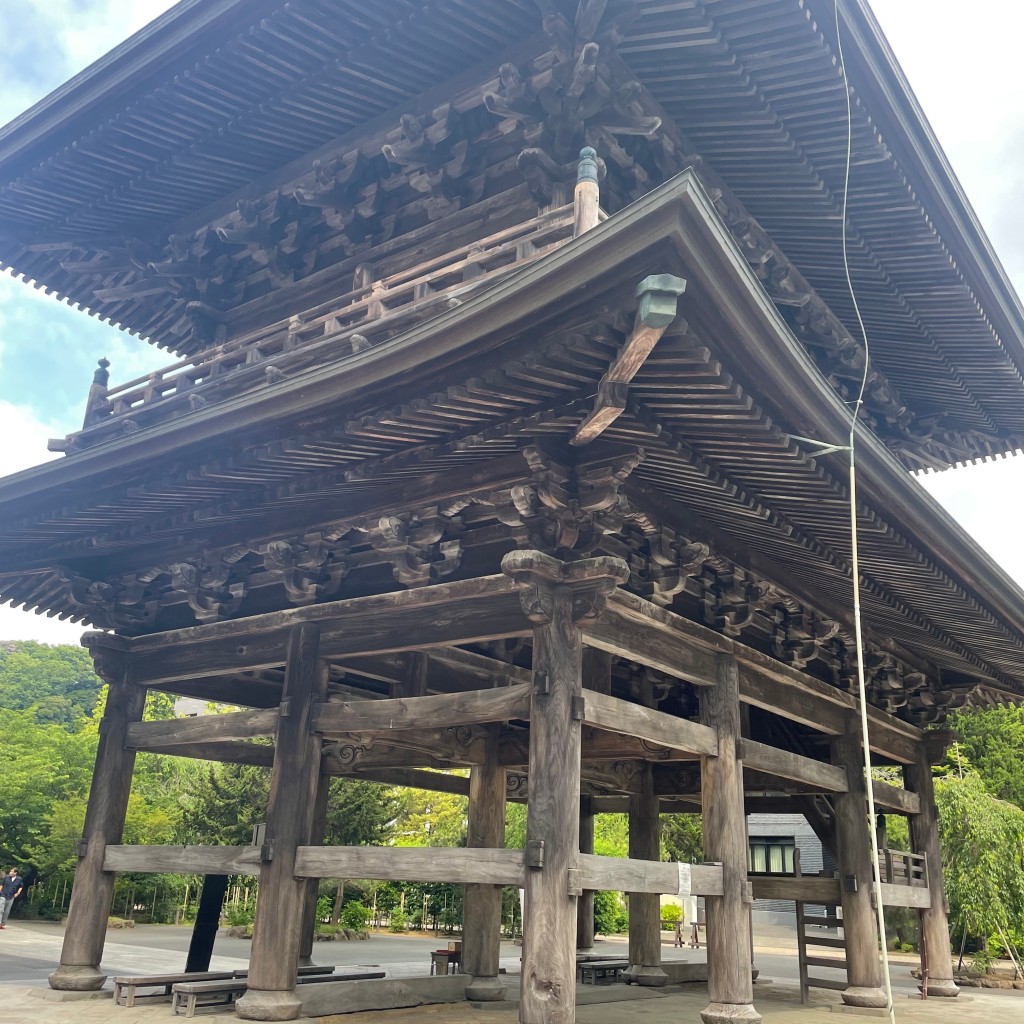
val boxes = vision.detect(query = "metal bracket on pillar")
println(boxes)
[260,839,275,864]
[533,671,550,696]
[279,698,292,718]
[844,873,858,893]
[75,837,89,859]
[567,868,583,897]
[571,695,586,721]
[741,880,753,904]
[525,839,545,869]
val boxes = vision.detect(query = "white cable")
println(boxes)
[834,3,896,1020]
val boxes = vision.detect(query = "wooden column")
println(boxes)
[50,658,145,991]
[905,746,958,997]
[298,775,331,967]
[186,875,229,973]
[573,147,600,236]
[624,761,667,985]
[698,654,761,1024]
[576,796,596,952]
[236,624,327,1021]
[503,551,627,1024]
[831,718,887,1009]
[463,725,508,1002]
[577,648,610,954]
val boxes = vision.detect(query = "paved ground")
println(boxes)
[1,920,1020,1023]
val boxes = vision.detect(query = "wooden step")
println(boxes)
[804,956,847,970]
[802,934,846,949]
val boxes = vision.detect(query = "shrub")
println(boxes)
[224,903,255,927]
[593,890,627,935]
[660,904,681,925]
[389,909,407,933]
[340,900,370,933]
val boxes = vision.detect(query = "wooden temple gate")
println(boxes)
[4,2,1024,1022]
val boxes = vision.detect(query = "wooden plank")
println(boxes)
[131,740,275,768]
[577,854,723,896]
[347,768,470,795]
[127,576,528,685]
[103,845,261,875]
[126,709,278,748]
[312,683,531,736]
[739,739,848,793]
[878,883,931,909]
[581,689,718,757]
[872,780,920,815]
[751,876,841,903]
[293,846,524,887]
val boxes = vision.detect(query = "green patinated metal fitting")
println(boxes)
[577,146,599,184]
[635,274,687,328]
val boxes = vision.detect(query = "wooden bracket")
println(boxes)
[76,837,89,859]
[260,839,275,863]
[534,671,550,696]
[567,867,583,897]
[525,839,545,869]
[279,698,292,718]
[571,695,586,721]
[741,880,753,904]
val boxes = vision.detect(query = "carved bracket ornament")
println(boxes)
[501,549,629,624]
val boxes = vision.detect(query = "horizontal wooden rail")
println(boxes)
[878,882,931,909]
[104,845,261,875]
[751,874,841,904]
[579,690,719,757]
[294,846,524,886]
[872,780,920,815]
[126,709,278,748]
[739,739,848,793]
[577,853,723,896]
[312,683,531,736]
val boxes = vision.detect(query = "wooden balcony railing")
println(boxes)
[53,204,577,452]
[881,847,927,887]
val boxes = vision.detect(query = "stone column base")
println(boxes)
[841,986,888,1008]
[235,989,302,1021]
[49,965,107,991]
[700,1001,762,1024]
[920,978,959,997]
[465,976,506,1001]
[622,964,669,987]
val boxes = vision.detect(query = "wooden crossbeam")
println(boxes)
[104,845,261,875]
[124,576,528,685]
[579,689,719,757]
[878,883,931,909]
[751,875,841,904]
[293,846,524,886]
[126,709,278,748]
[131,740,275,767]
[577,853,722,896]
[739,738,848,793]
[312,683,531,736]
[872,780,921,815]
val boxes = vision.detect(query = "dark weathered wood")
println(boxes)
[739,739,848,793]
[750,876,841,903]
[128,577,528,684]
[462,728,507,1000]
[237,624,326,1022]
[130,739,276,767]
[831,719,886,1009]
[699,654,759,1022]
[577,797,596,951]
[878,883,931,910]
[103,845,261,874]
[872,779,920,815]
[905,749,957,996]
[313,684,531,736]
[126,709,278,748]
[625,761,667,986]
[293,846,523,886]
[50,670,146,992]
[186,876,229,973]
[581,689,718,757]
[345,767,472,794]
[298,773,331,967]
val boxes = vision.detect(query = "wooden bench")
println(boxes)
[171,970,385,1017]
[577,959,629,985]
[113,972,234,1007]
[232,964,336,979]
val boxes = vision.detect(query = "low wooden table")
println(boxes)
[430,949,461,975]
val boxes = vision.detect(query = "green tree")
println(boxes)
[946,708,1024,810]
[0,642,102,728]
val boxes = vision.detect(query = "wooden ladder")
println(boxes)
[794,849,847,1003]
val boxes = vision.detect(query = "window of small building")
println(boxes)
[748,837,795,874]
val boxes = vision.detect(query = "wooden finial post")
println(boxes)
[82,357,111,429]
[573,146,601,237]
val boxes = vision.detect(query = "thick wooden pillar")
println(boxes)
[576,796,595,952]
[624,761,667,985]
[463,727,508,1001]
[831,718,887,1009]
[905,746,958,997]
[503,551,627,1024]
[297,775,331,967]
[186,875,229,973]
[698,654,761,1024]
[50,659,145,991]
[236,624,327,1021]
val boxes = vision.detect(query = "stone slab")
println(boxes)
[299,974,468,1016]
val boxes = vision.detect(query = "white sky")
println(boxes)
[1,0,1023,643]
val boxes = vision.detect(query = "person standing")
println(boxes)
[0,867,24,927]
